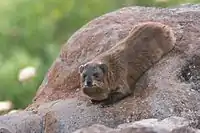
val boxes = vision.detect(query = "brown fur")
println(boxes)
[79,22,176,105]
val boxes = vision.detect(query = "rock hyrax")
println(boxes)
[79,22,176,105]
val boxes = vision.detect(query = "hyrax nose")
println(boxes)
[86,80,92,87]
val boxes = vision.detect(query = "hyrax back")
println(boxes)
[125,22,176,88]
[79,22,176,105]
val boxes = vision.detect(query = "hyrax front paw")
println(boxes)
[90,99,102,104]
[101,87,132,106]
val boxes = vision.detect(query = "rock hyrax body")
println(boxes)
[79,22,176,105]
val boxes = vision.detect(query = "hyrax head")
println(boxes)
[79,62,109,101]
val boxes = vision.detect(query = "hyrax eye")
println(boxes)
[93,73,99,78]
[82,74,86,79]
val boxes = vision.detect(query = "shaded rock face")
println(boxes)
[19,3,200,133]
[179,55,200,92]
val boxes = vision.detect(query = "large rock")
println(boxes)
[73,116,200,133]
[1,3,200,133]
[29,2,200,121]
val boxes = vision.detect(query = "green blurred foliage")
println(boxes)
[0,0,198,109]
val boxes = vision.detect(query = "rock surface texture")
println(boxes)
[1,3,200,133]
[73,116,200,133]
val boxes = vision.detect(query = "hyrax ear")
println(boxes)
[79,64,85,73]
[99,63,108,74]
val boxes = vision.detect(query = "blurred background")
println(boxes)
[0,0,199,113]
